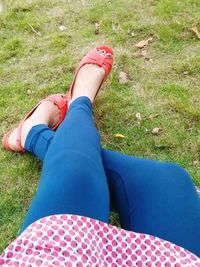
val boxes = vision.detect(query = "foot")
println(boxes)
[8,101,61,151]
[69,64,105,105]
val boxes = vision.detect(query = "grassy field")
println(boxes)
[0,0,200,252]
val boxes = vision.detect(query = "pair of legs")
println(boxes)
[8,63,200,256]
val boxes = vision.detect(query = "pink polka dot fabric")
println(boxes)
[0,214,199,266]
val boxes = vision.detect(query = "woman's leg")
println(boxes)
[21,97,109,232]
[25,118,200,256]
[102,149,200,256]
[20,57,112,232]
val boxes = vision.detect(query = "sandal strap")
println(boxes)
[80,46,113,79]
[47,94,68,130]
[2,129,15,152]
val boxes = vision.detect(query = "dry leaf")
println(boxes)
[135,37,153,49]
[186,121,193,131]
[148,114,159,120]
[191,24,200,39]
[114,133,125,138]
[119,71,128,84]
[59,25,67,32]
[130,31,136,37]
[147,58,153,63]
[182,71,189,75]
[94,22,101,34]
[135,112,142,121]
[152,127,162,135]
[27,89,32,95]
[192,160,199,165]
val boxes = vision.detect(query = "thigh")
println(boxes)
[102,149,200,256]
[20,151,109,233]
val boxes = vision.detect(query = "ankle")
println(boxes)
[21,101,60,148]
[70,64,105,104]
[69,96,92,108]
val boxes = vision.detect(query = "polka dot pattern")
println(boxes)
[0,214,200,266]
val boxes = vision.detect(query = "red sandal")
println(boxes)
[2,94,68,153]
[68,45,113,102]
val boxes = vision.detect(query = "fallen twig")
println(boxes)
[27,23,42,37]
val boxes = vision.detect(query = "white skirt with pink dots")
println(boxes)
[0,214,200,266]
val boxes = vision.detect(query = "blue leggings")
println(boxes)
[22,97,200,256]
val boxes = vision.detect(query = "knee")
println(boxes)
[162,162,188,176]
[159,162,193,187]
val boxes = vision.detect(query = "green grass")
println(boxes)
[0,0,200,252]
